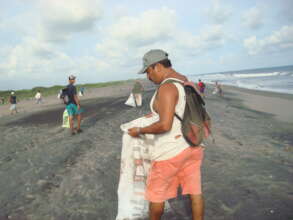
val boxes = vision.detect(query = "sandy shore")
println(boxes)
[0,81,292,220]
[221,85,293,122]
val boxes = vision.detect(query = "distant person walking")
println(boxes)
[35,90,42,104]
[132,80,144,107]
[64,75,83,135]
[197,79,206,98]
[57,89,63,103]
[213,81,223,97]
[0,97,4,105]
[9,92,18,115]
[79,87,85,96]
[128,49,205,220]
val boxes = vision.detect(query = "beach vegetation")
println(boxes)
[0,80,133,104]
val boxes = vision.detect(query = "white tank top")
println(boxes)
[149,78,190,161]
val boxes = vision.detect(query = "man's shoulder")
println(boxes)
[67,84,76,90]
[158,82,178,97]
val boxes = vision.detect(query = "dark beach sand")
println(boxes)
[0,83,292,220]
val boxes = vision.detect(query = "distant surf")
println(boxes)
[189,65,293,94]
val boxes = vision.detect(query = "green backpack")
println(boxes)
[163,79,212,147]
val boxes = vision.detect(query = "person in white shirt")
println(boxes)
[35,91,42,104]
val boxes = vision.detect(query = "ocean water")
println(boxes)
[189,65,293,95]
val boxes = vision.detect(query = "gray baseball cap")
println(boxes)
[68,75,76,80]
[137,49,169,74]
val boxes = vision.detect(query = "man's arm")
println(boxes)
[74,95,80,105]
[128,83,178,137]
[73,87,80,109]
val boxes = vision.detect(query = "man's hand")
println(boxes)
[144,113,153,118]
[128,127,141,137]
[77,104,81,110]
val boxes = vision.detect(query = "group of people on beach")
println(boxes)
[2,90,43,115]
[196,79,223,98]
[0,92,18,115]
[2,48,226,220]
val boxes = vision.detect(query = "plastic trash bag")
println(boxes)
[62,109,70,128]
[125,93,136,107]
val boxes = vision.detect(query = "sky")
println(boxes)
[0,0,293,90]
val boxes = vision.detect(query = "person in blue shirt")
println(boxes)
[65,75,83,135]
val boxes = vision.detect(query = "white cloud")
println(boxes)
[0,11,37,39]
[244,25,293,55]
[205,0,232,24]
[244,36,258,55]
[96,8,229,65]
[201,25,227,46]
[171,24,228,58]
[277,0,293,23]
[0,1,242,89]
[242,7,263,30]
[94,8,231,79]
[95,7,178,70]
[39,0,103,43]
[0,38,73,79]
[108,8,176,47]
[0,0,107,88]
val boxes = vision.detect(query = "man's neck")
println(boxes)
[161,69,187,83]
[161,68,177,80]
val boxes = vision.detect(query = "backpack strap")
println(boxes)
[160,78,186,121]
[160,77,184,85]
[161,78,205,106]
[174,113,183,122]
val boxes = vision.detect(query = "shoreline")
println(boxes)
[220,83,293,100]
[207,84,293,123]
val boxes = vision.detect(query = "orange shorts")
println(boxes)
[145,147,204,203]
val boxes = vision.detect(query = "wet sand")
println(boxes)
[0,82,292,220]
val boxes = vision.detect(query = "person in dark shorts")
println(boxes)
[9,92,18,115]
[65,75,83,135]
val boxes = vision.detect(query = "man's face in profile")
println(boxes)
[69,79,76,84]
[146,65,160,84]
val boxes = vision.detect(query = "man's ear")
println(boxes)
[154,63,162,72]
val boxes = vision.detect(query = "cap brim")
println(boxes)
[137,66,147,74]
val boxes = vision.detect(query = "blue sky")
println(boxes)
[0,0,292,90]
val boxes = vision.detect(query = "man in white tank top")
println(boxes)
[128,49,204,220]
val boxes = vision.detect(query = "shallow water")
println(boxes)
[190,65,293,94]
